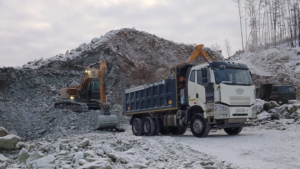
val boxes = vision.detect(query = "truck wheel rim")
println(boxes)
[144,121,150,132]
[193,119,203,133]
[133,122,139,133]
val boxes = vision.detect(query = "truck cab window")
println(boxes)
[197,70,202,84]
[190,70,195,82]
[197,69,209,85]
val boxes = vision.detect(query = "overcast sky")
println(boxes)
[0,0,241,67]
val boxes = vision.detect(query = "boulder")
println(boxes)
[257,111,271,120]
[0,154,10,163]
[26,151,45,164]
[263,101,279,111]
[27,155,56,169]
[0,162,7,169]
[79,159,88,165]
[73,152,84,166]
[78,160,112,169]
[18,148,30,163]
[79,139,89,148]
[0,127,8,137]
[0,134,21,150]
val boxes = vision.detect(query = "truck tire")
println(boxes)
[154,119,161,135]
[132,118,144,136]
[143,117,156,136]
[178,125,188,135]
[190,114,210,138]
[170,125,187,135]
[224,127,243,135]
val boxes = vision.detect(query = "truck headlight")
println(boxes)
[214,104,229,112]
[70,96,74,100]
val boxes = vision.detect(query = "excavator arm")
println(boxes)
[99,60,109,113]
[185,44,213,63]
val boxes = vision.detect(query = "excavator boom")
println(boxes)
[185,44,213,63]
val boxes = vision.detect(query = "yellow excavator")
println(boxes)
[54,60,121,130]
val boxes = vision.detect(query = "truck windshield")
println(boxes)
[278,86,295,93]
[213,67,253,85]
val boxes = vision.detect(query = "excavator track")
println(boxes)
[54,101,89,113]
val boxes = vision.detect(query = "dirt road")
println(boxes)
[174,125,300,169]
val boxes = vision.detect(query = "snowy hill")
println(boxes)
[231,46,300,98]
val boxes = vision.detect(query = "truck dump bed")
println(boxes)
[123,64,193,115]
[123,78,177,115]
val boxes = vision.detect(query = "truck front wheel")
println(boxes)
[224,127,243,135]
[190,114,210,138]
[132,118,144,136]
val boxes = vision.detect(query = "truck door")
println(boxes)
[188,69,197,106]
[195,69,207,104]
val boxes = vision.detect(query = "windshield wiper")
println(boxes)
[220,81,233,84]
[236,81,252,85]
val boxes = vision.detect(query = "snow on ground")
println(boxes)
[174,124,300,169]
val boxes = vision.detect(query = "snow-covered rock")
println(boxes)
[26,155,56,168]
[18,148,30,163]
[0,134,21,150]
[79,138,89,148]
[257,111,271,120]
[0,154,10,163]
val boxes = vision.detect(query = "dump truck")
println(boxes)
[256,84,296,105]
[54,61,122,130]
[123,44,256,137]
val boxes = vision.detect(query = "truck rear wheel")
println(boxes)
[143,117,156,136]
[224,127,243,135]
[132,118,144,136]
[190,114,210,138]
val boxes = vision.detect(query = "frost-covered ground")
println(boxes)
[175,122,300,169]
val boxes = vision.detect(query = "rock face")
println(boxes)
[0,134,21,150]
[0,127,8,137]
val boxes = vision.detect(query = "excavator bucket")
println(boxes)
[94,111,119,130]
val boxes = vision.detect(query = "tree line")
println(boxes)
[233,0,300,51]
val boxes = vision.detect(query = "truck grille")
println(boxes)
[233,114,248,116]
[229,96,250,105]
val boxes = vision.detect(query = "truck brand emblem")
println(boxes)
[236,88,244,95]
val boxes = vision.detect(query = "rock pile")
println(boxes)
[253,99,300,130]
[2,130,236,169]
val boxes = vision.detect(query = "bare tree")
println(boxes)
[233,0,245,50]
[211,43,221,52]
[224,39,232,57]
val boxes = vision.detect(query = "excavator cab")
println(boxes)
[86,79,100,100]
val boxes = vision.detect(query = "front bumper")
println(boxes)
[214,104,257,119]
[214,123,255,129]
